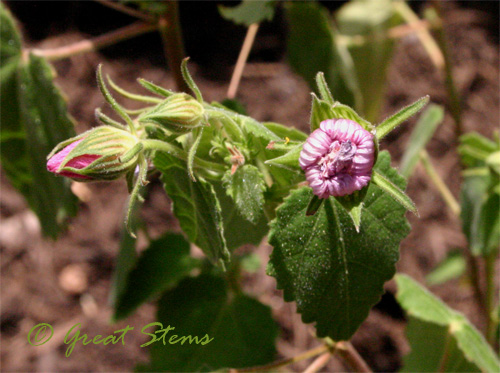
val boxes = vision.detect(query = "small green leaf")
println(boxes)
[396,274,500,373]
[426,250,467,286]
[375,96,430,140]
[113,233,198,321]
[458,132,499,168]
[154,153,230,268]
[267,151,410,340]
[286,2,359,109]
[213,182,268,251]
[142,275,278,371]
[372,170,417,214]
[218,0,276,26]
[315,72,334,105]
[223,165,266,224]
[400,104,444,178]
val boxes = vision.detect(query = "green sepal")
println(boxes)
[375,95,429,140]
[315,72,334,106]
[137,78,175,98]
[181,57,203,103]
[372,170,418,215]
[335,184,369,231]
[187,127,204,181]
[94,108,127,130]
[125,153,148,238]
[265,144,303,171]
[306,194,324,216]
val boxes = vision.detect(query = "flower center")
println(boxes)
[318,140,357,178]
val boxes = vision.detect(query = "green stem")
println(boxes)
[141,139,226,174]
[431,2,463,139]
[229,344,330,372]
[31,22,157,61]
[158,1,189,93]
[419,150,461,216]
[485,251,498,347]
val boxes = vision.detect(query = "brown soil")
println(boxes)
[1,2,498,372]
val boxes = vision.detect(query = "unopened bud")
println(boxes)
[47,126,140,181]
[138,93,204,133]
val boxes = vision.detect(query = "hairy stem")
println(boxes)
[229,344,330,372]
[93,0,155,22]
[419,150,460,216]
[158,1,189,93]
[31,22,156,61]
[485,251,498,347]
[227,23,260,99]
[336,341,372,373]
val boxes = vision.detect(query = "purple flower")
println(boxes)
[299,119,375,198]
[47,139,100,180]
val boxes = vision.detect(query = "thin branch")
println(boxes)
[93,0,155,23]
[336,341,372,373]
[229,344,330,372]
[227,23,259,99]
[304,352,332,373]
[419,150,461,216]
[31,22,157,61]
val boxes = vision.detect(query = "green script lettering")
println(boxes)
[200,334,214,345]
[113,325,134,346]
[64,323,90,357]
[140,322,163,347]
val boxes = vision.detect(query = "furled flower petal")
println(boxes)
[47,139,100,179]
[299,119,375,198]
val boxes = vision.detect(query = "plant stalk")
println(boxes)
[485,250,498,347]
[31,22,157,61]
[227,23,260,99]
[93,0,155,22]
[228,344,330,372]
[158,1,189,93]
[419,150,461,216]
[336,341,372,373]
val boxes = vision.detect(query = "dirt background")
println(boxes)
[1,1,499,372]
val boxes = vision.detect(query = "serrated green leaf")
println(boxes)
[286,2,359,109]
[240,116,280,142]
[396,274,500,372]
[336,0,403,122]
[113,233,198,321]
[1,5,78,238]
[141,275,278,371]
[223,165,266,224]
[218,0,276,26]
[213,182,268,251]
[426,250,467,286]
[310,93,335,132]
[375,96,430,140]
[267,151,410,340]
[402,317,480,372]
[400,104,444,178]
[154,152,230,268]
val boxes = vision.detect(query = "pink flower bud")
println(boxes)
[47,139,100,180]
[299,119,375,198]
[46,126,140,181]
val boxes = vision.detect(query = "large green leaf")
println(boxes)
[425,250,466,286]
[400,104,444,178]
[141,275,278,371]
[396,274,500,372]
[113,233,198,321]
[218,0,276,26]
[223,165,266,224]
[154,153,230,268]
[402,317,480,372]
[336,0,403,122]
[286,2,359,109]
[267,151,410,340]
[1,4,78,238]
